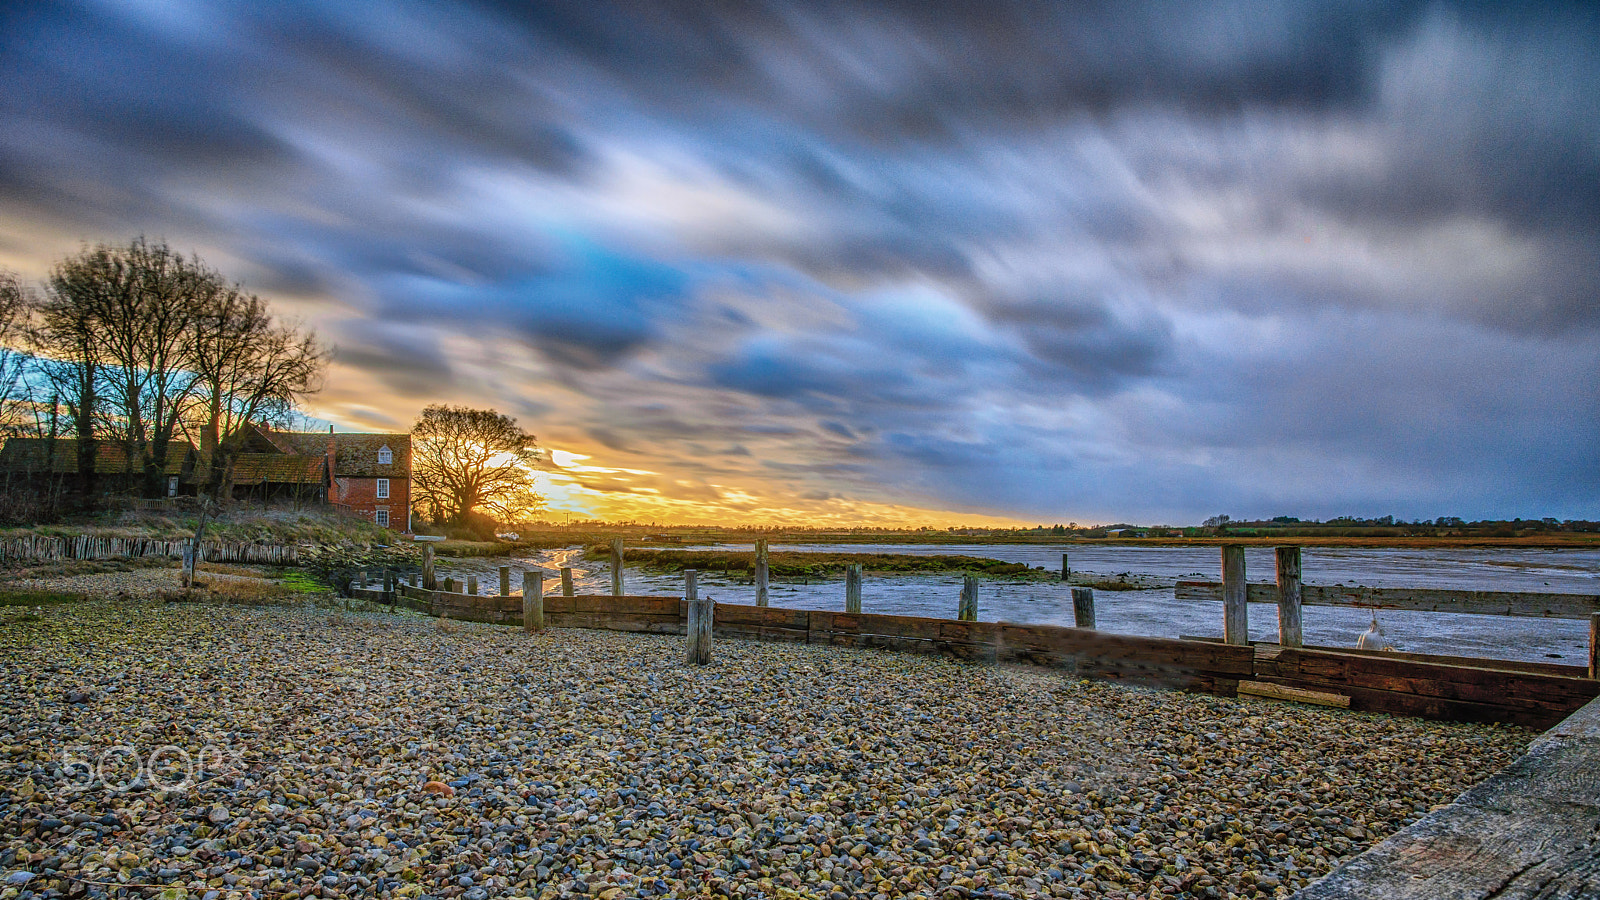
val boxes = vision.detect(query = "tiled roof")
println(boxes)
[276,431,411,478]
[230,453,326,486]
[0,438,193,476]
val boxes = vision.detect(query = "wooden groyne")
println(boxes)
[350,584,1597,729]
[0,534,298,565]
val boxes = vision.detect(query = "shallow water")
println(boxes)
[445,543,1600,666]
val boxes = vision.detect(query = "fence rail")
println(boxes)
[1176,580,1600,619]
[0,534,298,565]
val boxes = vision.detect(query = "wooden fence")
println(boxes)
[0,534,298,565]
[350,584,1597,728]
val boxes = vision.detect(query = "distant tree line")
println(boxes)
[0,238,325,521]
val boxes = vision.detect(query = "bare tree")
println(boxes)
[0,270,33,438]
[26,240,326,551]
[187,284,327,491]
[47,238,217,496]
[33,265,104,503]
[411,405,541,527]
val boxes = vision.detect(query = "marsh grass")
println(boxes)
[587,547,1042,578]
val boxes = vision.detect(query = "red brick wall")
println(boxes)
[332,476,410,531]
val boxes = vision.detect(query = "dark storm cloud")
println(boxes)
[2,0,1598,521]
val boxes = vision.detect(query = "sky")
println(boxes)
[1,1,1597,527]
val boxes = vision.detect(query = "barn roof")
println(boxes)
[0,438,194,477]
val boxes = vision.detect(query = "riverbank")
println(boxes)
[1,599,1531,899]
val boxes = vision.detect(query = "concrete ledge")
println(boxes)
[1292,694,1600,899]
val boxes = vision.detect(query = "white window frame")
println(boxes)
[376,510,390,527]
[376,478,390,499]
[377,445,393,464]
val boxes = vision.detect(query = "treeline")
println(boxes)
[0,238,325,522]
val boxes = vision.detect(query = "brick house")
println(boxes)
[321,433,411,532]
[239,425,413,531]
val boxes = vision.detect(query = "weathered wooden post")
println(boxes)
[358,570,368,589]
[466,575,478,596]
[383,570,393,592]
[959,575,978,621]
[610,538,624,597]
[560,567,574,597]
[1222,545,1248,645]
[444,577,458,594]
[1275,546,1304,648]
[422,544,436,590]
[1072,587,1095,629]
[499,566,510,597]
[523,570,544,633]
[1590,612,1599,679]
[684,569,713,665]
[755,539,770,607]
[845,564,862,613]
[1061,553,1070,582]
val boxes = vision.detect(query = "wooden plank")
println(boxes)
[1183,635,1591,678]
[548,610,679,630]
[523,570,543,632]
[569,596,682,616]
[854,612,946,641]
[1071,587,1095,629]
[996,624,1258,675]
[1222,546,1248,645]
[610,538,624,596]
[1294,695,1600,899]
[1272,678,1576,729]
[959,575,978,621]
[1275,546,1303,648]
[1238,679,1350,707]
[1176,580,1600,620]
[1269,648,1600,712]
[755,539,769,608]
[939,620,1000,643]
[1591,612,1598,679]
[684,571,712,665]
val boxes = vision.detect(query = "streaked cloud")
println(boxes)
[1,0,1596,524]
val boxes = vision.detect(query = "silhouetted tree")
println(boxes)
[411,405,542,527]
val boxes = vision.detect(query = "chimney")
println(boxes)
[327,427,337,501]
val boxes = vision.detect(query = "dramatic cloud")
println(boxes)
[2,0,1596,523]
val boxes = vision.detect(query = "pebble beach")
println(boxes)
[2,596,1532,900]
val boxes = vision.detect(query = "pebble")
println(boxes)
[0,598,1533,899]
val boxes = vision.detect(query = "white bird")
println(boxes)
[1357,613,1395,651]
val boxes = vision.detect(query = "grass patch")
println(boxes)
[0,588,89,606]
[588,547,1040,578]
[1080,579,1145,591]
[276,571,335,593]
